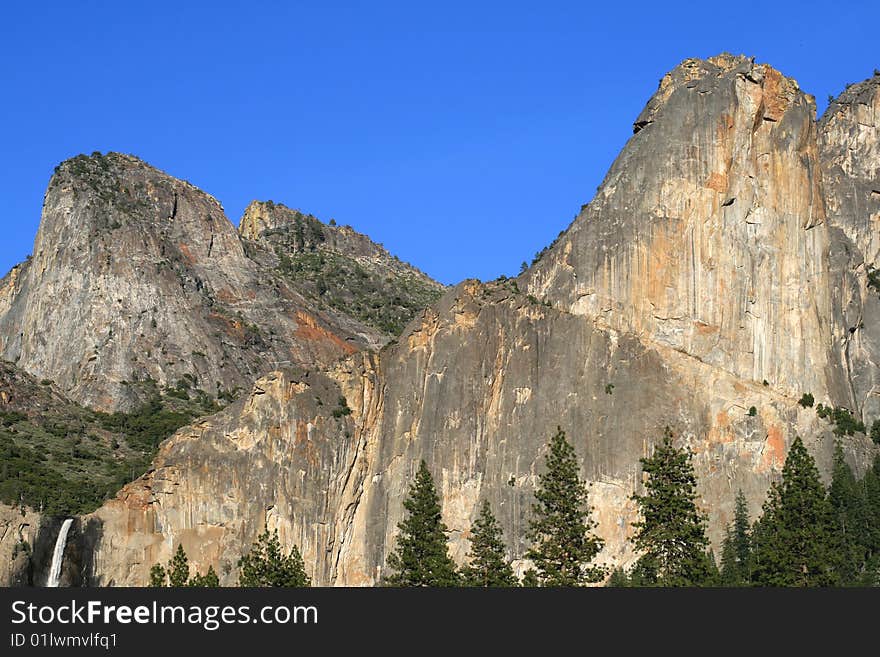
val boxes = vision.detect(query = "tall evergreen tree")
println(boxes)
[731,489,752,583]
[751,437,839,586]
[461,500,516,586]
[149,563,167,587]
[630,428,712,586]
[526,427,604,586]
[238,528,310,587]
[719,526,740,586]
[865,457,880,557]
[605,567,631,587]
[720,490,752,586]
[385,460,459,586]
[168,544,190,587]
[828,444,869,585]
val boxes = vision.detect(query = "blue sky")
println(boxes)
[1,1,876,285]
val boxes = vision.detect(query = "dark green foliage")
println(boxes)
[606,567,630,587]
[720,490,752,586]
[0,375,224,515]
[332,396,352,419]
[238,528,311,587]
[520,569,539,587]
[631,429,713,586]
[461,500,516,587]
[719,531,739,586]
[150,545,220,587]
[751,437,840,586]
[798,393,814,408]
[604,383,614,395]
[526,427,604,586]
[276,247,442,336]
[149,564,166,587]
[827,446,880,585]
[0,411,27,427]
[748,406,757,417]
[385,460,459,586]
[168,544,190,587]
[867,266,880,296]
[189,566,220,587]
[871,420,880,445]
[815,404,866,436]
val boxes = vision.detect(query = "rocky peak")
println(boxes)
[633,54,807,134]
[526,53,839,403]
[0,153,376,411]
[239,200,445,337]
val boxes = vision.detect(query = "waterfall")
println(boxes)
[46,518,74,588]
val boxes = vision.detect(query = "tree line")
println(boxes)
[151,427,880,587]
[386,428,880,587]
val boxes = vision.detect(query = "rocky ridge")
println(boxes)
[2,55,880,586]
[0,154,440,412]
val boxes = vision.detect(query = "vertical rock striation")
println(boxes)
[527,55,846,405]
[819,73,880,420]
[4,57,880,587]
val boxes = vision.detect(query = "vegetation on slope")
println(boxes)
[0,371,227,516]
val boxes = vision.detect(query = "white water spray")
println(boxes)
[47,518,74,588]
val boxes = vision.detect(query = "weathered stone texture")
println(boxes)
[3,57,880,587]
[0,154,378,411]
[820,73,880,420]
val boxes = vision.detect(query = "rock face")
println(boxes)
[527,55,845,404]
[66,55,878,587]
[0,505,41,587]
[239,200,445,336]
[3,56,880,587]
[819,73,880,421]
[0,154,436,411]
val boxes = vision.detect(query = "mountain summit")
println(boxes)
[1,56,878,586]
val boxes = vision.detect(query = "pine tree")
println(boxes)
[461,500,516,587]
[751,437,840,586]
[630,428,713,586]
[865,456,880,557]
[605,567,630,587]
[149,563,167,587]
[385,460,459,586]
[704,549,721,586]
[719,490,752,586]
[526,427,604,586]
[828,444,869,585]
[189,566,220,587]
[150,547,220,587]
[731,489,752,583]
[238,528,311,587]
[719,526,740,586]
[168,544,190,587]
[520,569,539,587]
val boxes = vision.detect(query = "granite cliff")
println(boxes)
[2,55,879,586]
[0,154,438,412]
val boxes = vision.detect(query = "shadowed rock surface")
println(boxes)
[820,73,880,421]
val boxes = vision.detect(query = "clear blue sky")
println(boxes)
[2,1,876,285]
